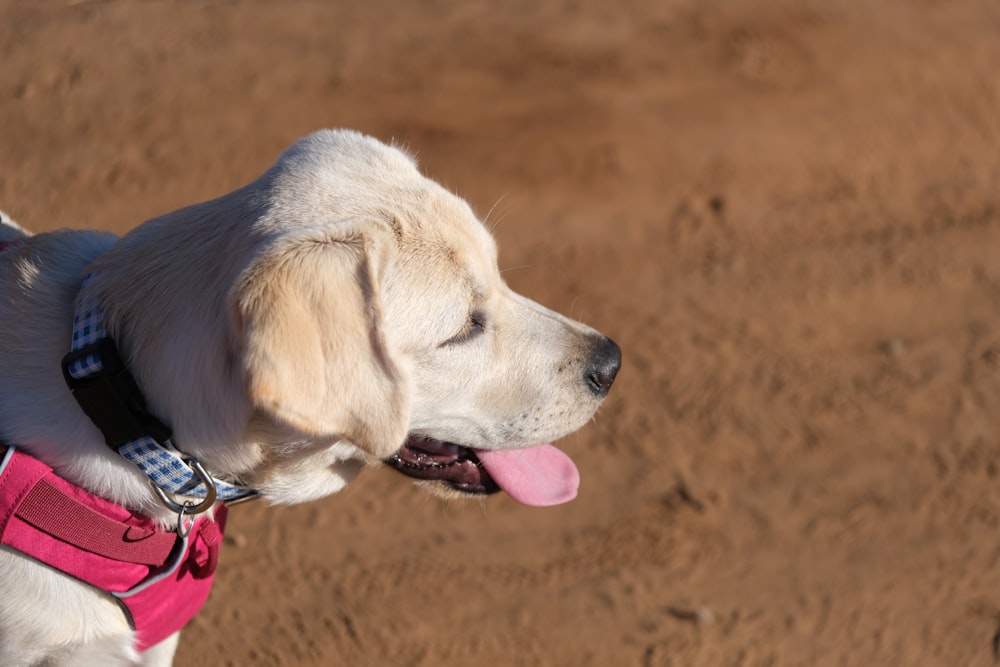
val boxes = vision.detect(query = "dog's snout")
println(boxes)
[583,336,621,397]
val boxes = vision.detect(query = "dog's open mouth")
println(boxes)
[384,436,500,495]
[384,435,580,507]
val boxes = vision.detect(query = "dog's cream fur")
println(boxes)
[0,130,616,665]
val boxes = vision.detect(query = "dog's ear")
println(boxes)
[233,222,408,458]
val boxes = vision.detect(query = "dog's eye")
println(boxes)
[442,311,487,346]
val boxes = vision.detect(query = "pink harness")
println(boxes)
[0,446,227,651]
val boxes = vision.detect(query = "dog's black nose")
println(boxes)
[583,336,621,397]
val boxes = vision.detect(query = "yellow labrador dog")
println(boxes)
[0,130,620,666]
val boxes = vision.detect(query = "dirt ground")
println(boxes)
[3,1,1000,665]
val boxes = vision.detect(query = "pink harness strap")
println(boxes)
[0,446,227,651]
[16,478,177,565]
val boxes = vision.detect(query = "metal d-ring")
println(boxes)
[150,456,219,516]
[176,502,195,538]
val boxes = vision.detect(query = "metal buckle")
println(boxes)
[175,502,197,538]
[149,457,218,520]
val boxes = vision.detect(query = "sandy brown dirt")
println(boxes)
[3,1,1000,665]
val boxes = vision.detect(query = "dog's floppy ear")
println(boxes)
[233,221,408,458]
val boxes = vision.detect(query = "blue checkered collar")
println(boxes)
[62,273,257,510]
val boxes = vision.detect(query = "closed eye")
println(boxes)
[441,310,487,346]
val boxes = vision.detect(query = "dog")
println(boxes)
[0,129,620,666]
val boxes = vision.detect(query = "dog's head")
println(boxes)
[99,130,619,507]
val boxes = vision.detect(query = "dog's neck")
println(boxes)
[63,272,257,508]
[1,216,369,517]
[0,231,259,525]
[0,231,181,523]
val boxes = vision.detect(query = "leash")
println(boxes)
[61,273,258,521]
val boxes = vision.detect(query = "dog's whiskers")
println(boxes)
[483,194,510,233]
[500,264,533,275]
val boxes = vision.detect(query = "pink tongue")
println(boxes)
[476,444,580,506]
